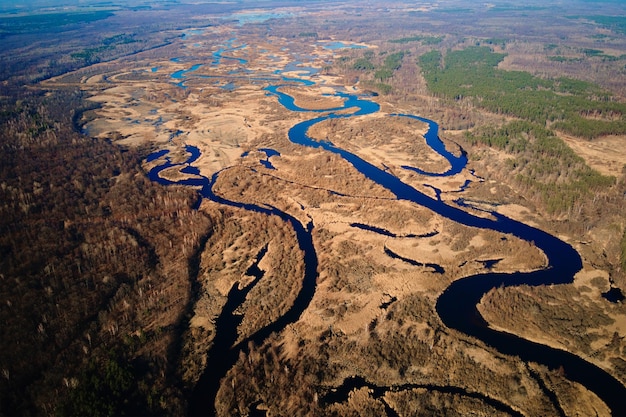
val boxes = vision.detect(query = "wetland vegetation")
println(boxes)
[1,0,625,416]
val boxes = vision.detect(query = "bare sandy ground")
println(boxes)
[561,133,626,177]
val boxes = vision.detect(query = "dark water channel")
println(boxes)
[323,375,525,417]
[145,48,626,415]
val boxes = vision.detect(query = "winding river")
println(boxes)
[146,46,626,416]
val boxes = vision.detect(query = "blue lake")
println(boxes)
[322,41,367,50]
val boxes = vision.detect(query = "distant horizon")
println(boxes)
[1,0,624,10]
[1,0,624,22]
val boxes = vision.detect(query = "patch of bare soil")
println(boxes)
[560,133,626,177]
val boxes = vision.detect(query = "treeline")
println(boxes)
[71,33,139,65]
[568,15,626,36]
[346,49,407,95]
[389,35,444,45]
[374,51,405,81]
[551,117,626,140]
[0,10,180,85]
[465,120,615,214]
[352,50,376,71]
[418,46,626,139]
[0,11,114,37]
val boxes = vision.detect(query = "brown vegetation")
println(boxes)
[0,86,213,415]
[2,0,626,415]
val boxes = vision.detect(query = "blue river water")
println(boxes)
[146,44,626,416]
[391,114,467,177]
[322,41,367,50]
